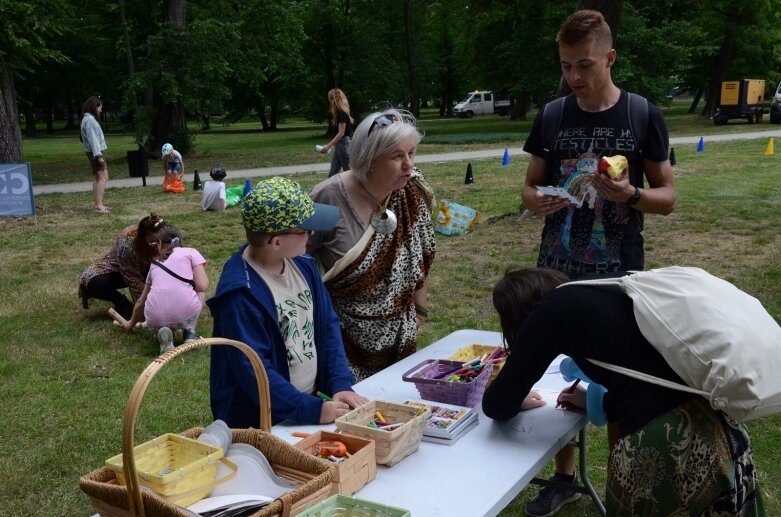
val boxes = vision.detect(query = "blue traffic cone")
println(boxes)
[502,148,510,166]
[193,169,202,190]
[243,178,252,197]
[696,137,704,153]
[669,148,676,166]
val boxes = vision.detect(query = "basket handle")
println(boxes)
[401,359,437,382]
[122,337,271,516]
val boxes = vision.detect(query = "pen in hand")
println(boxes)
[556,379,581,409]
[317,391,333,401]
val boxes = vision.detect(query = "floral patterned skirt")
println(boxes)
[606,397,764,516]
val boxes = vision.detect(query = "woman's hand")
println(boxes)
[521,390,547,410]
[333,390,370,409]
[556,383,587,411]
[319,145,330,154]
[319,400,351,423]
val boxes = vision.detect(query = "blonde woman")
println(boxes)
[320,88,354,177]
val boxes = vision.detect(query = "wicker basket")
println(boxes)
[79,338,334,517]
[104,433,233,507]
[401,359,493,408]
[294,494,411,517]
[334,401,429,467]
[448,344,506,385]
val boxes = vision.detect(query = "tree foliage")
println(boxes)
[3,0,781,161]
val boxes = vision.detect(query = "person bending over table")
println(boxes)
[208,177,368,427]
[483,268,764,517]
[307,109,436,382]
[78,213,166,320]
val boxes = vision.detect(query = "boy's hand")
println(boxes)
[530,190,570,215]
[333,390,370,409]
[319,400,350,424]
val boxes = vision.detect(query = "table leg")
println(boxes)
[578,428,606,516]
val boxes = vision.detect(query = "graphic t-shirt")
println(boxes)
[246,255,318,394]
[523,91,669,277]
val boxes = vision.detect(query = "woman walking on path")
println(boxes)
[80,95,110,213]
[320,88,354,177]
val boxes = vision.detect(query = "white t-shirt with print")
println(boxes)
[245,253,318,394]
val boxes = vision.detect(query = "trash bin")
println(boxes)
[127,148,149,186]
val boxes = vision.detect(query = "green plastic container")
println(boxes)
[294,494,411,517]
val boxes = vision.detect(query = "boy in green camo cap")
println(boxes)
[208,176,368,427]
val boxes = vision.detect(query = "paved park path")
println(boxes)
[34,129,781,195]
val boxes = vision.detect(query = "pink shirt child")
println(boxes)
[144,247,207,327]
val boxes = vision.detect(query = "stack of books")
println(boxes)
[403,400,478,445]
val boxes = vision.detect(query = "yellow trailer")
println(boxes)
[713,79,766,125]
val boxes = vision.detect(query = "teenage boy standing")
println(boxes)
[520,10,676,516]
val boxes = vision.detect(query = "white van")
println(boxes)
[453,91,511,118]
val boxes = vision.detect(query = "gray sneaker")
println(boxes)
[158,327,174,354]
[526,474,582,517]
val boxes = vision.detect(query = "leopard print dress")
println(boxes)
[324,173,436,382]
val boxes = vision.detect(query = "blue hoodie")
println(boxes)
[207,246,354,426]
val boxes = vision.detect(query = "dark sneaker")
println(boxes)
[526,474,582,517]
[182,329,198,343]
[78,284,90,309]
[158,327,174,354]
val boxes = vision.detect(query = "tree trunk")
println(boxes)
[45,105,53,134]
[65,101,77,130]
[403,0,419,118]
[703,28,736,118]
[0,60,23,162]
[118,0,141,143]
[556,0,624,98]
[23,105,37,138]
[270,104,278,131]
[150,0,188,154]
[688,88,703,114]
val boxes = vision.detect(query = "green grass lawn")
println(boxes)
[2,106,780,515]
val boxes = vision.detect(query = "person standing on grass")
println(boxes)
[307,109,436,383]
[519,10,676,516]
[320,88,354,177]
[161,143,185,193]
[80,95,110,213]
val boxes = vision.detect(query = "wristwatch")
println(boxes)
[626,186,641,206]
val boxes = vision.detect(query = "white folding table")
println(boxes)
[273,329,605,517]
